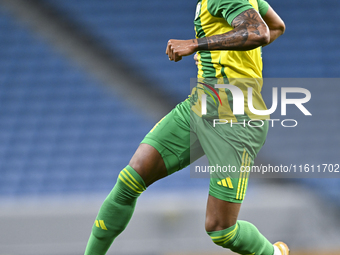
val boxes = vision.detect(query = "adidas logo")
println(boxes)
[95,220,108,230]
[217,177,234,189]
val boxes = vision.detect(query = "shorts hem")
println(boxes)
[141,137,180,175]
[209,191,244,204]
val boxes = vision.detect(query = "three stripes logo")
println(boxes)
[236,149,252,201]
[217,177,234,189]
[215,150,252,201]
[95,220,108,230]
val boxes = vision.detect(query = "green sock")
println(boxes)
[208,220,274,255]
[84,166,146,255]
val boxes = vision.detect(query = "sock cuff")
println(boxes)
[118,166,146,194]
[206,222,237,236]
[207,222,239,246]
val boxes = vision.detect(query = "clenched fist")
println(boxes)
[166,39,198,62]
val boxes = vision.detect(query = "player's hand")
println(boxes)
[166,39,198,62]
[194,53,199,66]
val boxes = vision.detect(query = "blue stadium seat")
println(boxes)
[0,7,154,198]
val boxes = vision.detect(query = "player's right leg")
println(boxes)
[195,115,289,255]
[84,98,204,255]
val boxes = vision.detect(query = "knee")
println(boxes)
[205,216,219,233]
[205,215,236,233]
[113,167,146,201]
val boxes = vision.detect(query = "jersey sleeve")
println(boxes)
[257,0,269,16]
[207,0,254,26]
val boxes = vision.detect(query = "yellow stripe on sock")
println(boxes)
[95,220,99,228]
[212,224,239,244]
[211,224,238,240]
[236,150,246,200]
[118,175,142,194]
[120,171,142,192]
[99,220,108,230]
[222,226,238,244]
[214,233,235,244]
[211,231,235,241]
[123,168,145,191]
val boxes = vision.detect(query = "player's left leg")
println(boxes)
[84,144,167,255]
[84,99,204,255]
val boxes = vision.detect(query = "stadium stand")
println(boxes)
[43,0,198,101]
[262,0,340,77]
[0,7,154,197]
[43,0,340,92]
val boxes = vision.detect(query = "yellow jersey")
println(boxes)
[191,0,270,122]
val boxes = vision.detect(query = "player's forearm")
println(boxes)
[197,9,270,51]
[166,9,271,62]
[262,5,286,47]
[196,27,269,51]
[262,28,284,47]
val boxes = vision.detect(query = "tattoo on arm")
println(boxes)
[197,9,267,51]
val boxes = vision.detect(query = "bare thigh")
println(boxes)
[129,143,168,187]
[205,195,241,232]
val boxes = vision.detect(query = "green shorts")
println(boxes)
[141,98,268,203]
